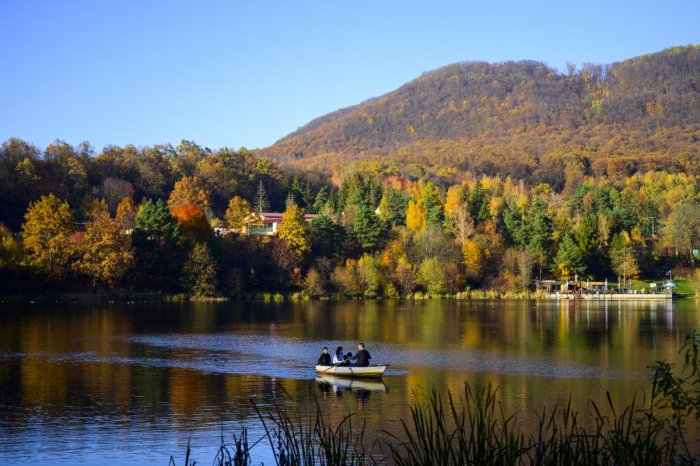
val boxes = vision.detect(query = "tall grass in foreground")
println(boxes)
[251,398,371,465]
[171,331,700,465]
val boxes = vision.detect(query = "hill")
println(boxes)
[262,46,700,187]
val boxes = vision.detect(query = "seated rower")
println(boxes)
[350,343,371,367]
[332,346,348,365]
[317,346,331,365]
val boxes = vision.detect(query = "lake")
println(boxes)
[1,298,698,464]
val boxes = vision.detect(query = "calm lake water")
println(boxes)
[1,298,698,464]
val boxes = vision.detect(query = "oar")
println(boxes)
[319,360,347,374]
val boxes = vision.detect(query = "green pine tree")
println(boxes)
[380,188,409,226]
[468,180,485,221]
[353,202,385,252]
[310,214,349,261]
[575,212,600,277]
[477,198,491,224]
[523,197,553,280]
[553,232,585,280]
[131,198,183,290]
[503,204,525,246]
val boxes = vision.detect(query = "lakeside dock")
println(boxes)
[542,292,673,300]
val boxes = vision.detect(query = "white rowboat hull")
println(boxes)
[315,364,387,378]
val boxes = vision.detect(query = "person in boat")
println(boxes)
[317,346,331,366]
[350,342,371,367]
[332,346,348,365]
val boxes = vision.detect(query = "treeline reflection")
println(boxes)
[0,299,696,437]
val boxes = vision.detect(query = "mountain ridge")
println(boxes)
[262,45,700,185]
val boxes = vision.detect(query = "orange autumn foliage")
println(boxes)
[170,202,210,242]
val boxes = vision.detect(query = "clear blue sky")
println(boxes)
[1,1,698,152]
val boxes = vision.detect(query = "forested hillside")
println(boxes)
[264,46,700,186]
[1,46,699,298]
[1,134,699,297]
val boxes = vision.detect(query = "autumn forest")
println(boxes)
[1,46,699,298]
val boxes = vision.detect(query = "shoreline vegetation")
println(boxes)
[171,332,700,466]
[1,275,698,304]
[1,287,696,305]
[2,137,700,303]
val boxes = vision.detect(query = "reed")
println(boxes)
[251,397,370,465]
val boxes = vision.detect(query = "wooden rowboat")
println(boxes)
[315,364,387,378]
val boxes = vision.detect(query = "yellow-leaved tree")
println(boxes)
[115,197,136,231]
[225,196,253,231]
[167,176,211,211]
[277,204,310,257]
[21,193,74,279]
[444,184,473,246]
[0,223,22,270]
[406,200,427,232]
[462,238,482,282]
[443,184,464,219]
[74,203,134,288]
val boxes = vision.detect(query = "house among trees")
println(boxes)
[214,212,318,236]
[236,212,318,236]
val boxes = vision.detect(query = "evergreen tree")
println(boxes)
[337,172,383,211]
[300,181,314,209]
[182,242,218,297]
[353,202,385,251]
[574,212,601,277]
[524,197,553,280]
[477,198,491,224]
[468,180,485,221]
[553,232,585,280]
[309,214,348,261]
[311,186,329,214]
[503,204,525,246]
[131,198,183,290]
[420,182,445,228]
[378,188,409,226]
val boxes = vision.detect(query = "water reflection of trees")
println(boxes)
[0,300,698,436]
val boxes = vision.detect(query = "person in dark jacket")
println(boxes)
[317,347,331,365]
[350,343,371,367]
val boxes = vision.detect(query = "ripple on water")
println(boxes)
[0,333,633,381]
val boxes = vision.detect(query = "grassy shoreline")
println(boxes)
[1,286,697,304]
